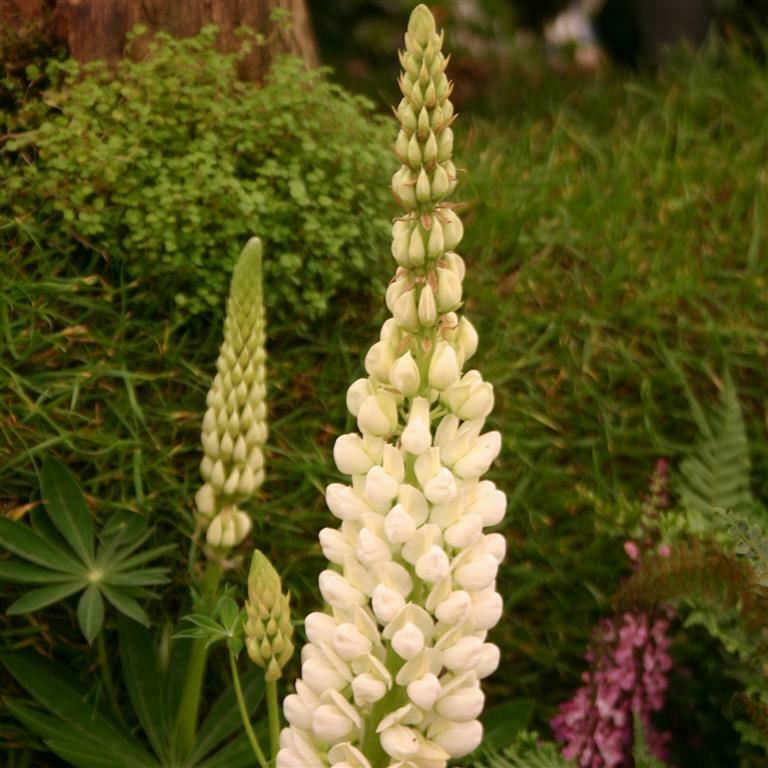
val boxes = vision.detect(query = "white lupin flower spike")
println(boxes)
[278,6,506,767]
[195,237,267,551]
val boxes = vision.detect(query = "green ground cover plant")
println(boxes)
[1,16,767,767]
[2,26,392,323]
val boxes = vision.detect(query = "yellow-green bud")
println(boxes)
[196,237,268,549]
[244,550,294,681]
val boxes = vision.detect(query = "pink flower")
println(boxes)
[551,610,673,767]
[623,541,640,561]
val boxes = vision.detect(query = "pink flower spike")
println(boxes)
[658,544,671,558]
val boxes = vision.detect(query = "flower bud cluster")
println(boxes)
[278,8,505,768]
[245,550,295,681]
[195,238,268,549]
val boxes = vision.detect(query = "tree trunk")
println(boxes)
[0,0,318,80]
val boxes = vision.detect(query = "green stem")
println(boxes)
[175,559,222,757]
[266,679,281,762]
[96,629,124,724]
[361,647,406,768]
[230,652,269,768]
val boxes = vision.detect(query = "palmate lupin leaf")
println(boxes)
[2,617,266,768]
[0,457,173,642]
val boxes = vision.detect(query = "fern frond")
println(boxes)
[471,732,575,768]
[616,542,768,635]
[678,374,754,523]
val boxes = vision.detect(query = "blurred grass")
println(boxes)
[2,35,768,765]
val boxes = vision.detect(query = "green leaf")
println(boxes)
[99,583,149,625]
[40,457,95,566]
[678,374,754,523]
[6,699,147,768]
[118,616,169,761]
[2,652,155,765]
[99,510,147,545]
[0,517,83,574]
[481,698,535,751]
[102,568,169,587]
[180,614,224,633]
[110,543,177,571]
[197,730,266,768]
[0,560,69,583]
[7,580,85,614]
[189,667,264,764]
[633,714,665,767]
[77,584,104,643]
[217,596,240,629]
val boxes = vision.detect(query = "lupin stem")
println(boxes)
[175,559,222,756]
[230,651,269,768]
[266,679,281,762]
[96,630,123,724]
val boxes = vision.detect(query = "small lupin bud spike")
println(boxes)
[195,237,268,550]
[244,550,294,681]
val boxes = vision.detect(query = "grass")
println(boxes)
[2,35,768,766]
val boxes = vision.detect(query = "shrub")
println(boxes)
[3,26,393,324]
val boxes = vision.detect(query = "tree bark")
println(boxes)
[1,0,318,80]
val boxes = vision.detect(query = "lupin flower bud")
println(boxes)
[245,550,294,681]
[197,238,267,550]
[278,8,505,768]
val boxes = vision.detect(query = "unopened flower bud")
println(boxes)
[428,342,460,390]
[431,164,450,199]
[408,133,422,168]
[416,167,431,203]
[381,725,420,760]
[432,719,483,758]
[365,341,395,382]
[334,623,373,661]
[408,227,426,267]
[453,431,502,479]
[390,351,421,396]
[245,550,294,680]
[418,284,437,326]
[392,622,425,660]
[427,218,444,258]
[436,686,485,722]
[393,289,419,332]
[436,267,462,312]
[346,378,373,417]
[441,209,464,250]
[407,672,442,710]
[358,392,398,437]
[352,673,388,706]
[401,397,432,455]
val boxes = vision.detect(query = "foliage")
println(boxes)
[0,457,171,642]
[455,34,768,724]
[677,374,756,527]
[2,26,393,323]
[617,379,768,759]
[176,596,246,656]
[0,6,66,124]
[471,731,575,768]
[2,618,265,767]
